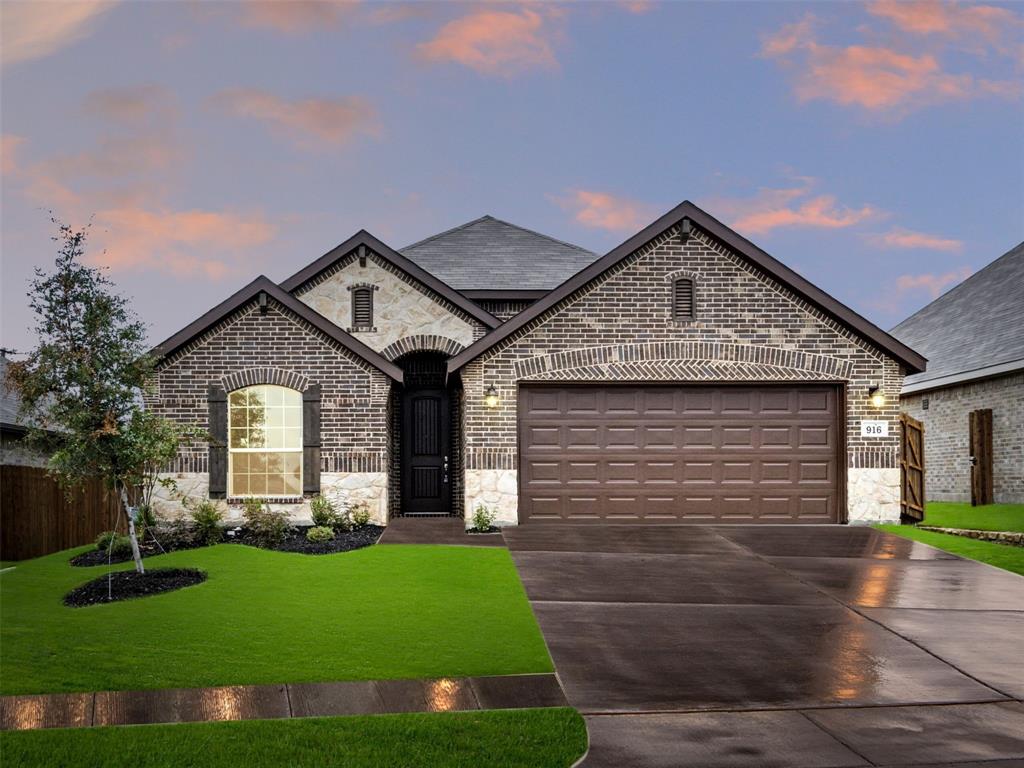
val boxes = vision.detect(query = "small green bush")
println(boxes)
[309,495,338,528]
[472,504,497,532]
[94,531,132,556]
[190,501,224,545]
[306,525,335,543]
[350,503,372,527]
[242,499,291,547]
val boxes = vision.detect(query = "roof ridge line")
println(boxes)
[890,240,1024,333]
[399,215,495,252]
[483,216,597,254]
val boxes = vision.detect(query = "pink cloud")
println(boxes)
[867,0,1022,53]
[893,267,973,299]
[710,180,880,236]
[555,189,659,233]
[762,7,1022,116]
[868,228,964,252]
[1,1,118,67]
[82,84,176,123]
[239,0,357,34]
[619,1,655,14]
[90,207,277,279]
[213,88,379,150]
[416,8,558,77]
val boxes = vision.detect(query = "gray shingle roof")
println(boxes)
[890,241,1024,389]
[399,215,598,291]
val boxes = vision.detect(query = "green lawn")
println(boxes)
[919,502,1024,533]
[0,543,553,695]
[0,709,589,768]
[877,525,1024,577]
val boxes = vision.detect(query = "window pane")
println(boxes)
[284,470,302,495]
[285,428,302,449]
[249,453,267,473]
[232,473,249,496]
[230,428,247,449]
[248,388,266,409]
[266,386,283,407]
[229,391,247,408]
[283,407,301,428]
[233,453,250,473]
[230,407,247,429]
[266,452,284,474]
[266,473,285,496]
[248,428,266,448]
[249,474,267,495]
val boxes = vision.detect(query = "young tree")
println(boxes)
[7,221,185,574]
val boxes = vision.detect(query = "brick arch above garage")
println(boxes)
[512,342,854,381]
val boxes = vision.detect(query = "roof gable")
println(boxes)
[891,241,1024,389]
[280,230,500,329]
[151,276,404,382]
[448,201,927,375]
[400,215,598,291]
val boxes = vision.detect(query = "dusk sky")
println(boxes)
[2,0,1022,354]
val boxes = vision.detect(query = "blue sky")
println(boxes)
[2,0,1022,353]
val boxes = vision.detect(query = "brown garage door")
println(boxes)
[518,384,842,524]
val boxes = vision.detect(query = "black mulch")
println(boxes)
[468,527,501,535]
[229,525,385,555]
[70,525,385,566]
[64,568,207,607]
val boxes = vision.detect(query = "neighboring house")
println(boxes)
[148,202,925,526]
[891,243,1023,504]
[0,353,48,469]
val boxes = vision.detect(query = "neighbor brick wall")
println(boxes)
[901,371,1024,503]
[148,298,392,482]
[461,224,905,523]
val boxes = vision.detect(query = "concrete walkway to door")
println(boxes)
[502,524,1024,768]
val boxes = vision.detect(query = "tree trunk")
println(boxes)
[119,483,145,575]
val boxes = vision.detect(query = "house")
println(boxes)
[148,202,926,526]
[891,243,1023,504]
[1,353,48,469]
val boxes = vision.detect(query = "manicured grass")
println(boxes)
[920,502,1024,533]
[877,525,1024,576]
[0,544,552,695]
[0,708,589,768]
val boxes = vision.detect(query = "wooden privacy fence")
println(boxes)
[900,413,925,522]
[1,465,122,561]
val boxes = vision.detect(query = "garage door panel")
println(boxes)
[519,384,840,524]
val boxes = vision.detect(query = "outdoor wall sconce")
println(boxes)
[679,217,692,244]
[868,384,886,408]
[484,385,500,409]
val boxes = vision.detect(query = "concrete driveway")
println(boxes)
[502,525,1024,768]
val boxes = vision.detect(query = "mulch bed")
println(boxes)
[64,568,207,607]
[467,527,501,535]
[70,525,385,566]
[229,525,385,555]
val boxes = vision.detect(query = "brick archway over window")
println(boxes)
[220,367,312,393]
[380,335,465,362]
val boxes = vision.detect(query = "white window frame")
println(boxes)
[227,384,303,498]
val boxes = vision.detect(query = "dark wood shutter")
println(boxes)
[208,384,227,499]
[352,288,373,328]
[673,278,694,321]
[303,383,321,495]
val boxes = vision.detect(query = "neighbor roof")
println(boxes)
[891,241,1024,394]
[448,201,928,376]
[400,215,599,291]
[150,277,404,382]
[1,355,27,432]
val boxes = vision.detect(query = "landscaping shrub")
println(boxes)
[242,499,291,547]
[306,526,335,543]
[350,503,372,528]
[309,495,338,529]
[190,501,224,546]
[471,504,497,532]
[95,531,133,557]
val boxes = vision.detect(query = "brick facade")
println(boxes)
[901,372,1024,503]
[149,297,392,522]
[460,225,905,525]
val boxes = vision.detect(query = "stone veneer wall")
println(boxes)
[148,298,392,524]
[460,225,906,526]
[901,371,1024,503]
[294,251,483,356]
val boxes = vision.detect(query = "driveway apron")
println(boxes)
[502,524,1024,768]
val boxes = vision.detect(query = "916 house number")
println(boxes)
[860,420,889,437]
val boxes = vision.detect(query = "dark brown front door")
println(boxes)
[519,384,842,524]
[401,387,451,514]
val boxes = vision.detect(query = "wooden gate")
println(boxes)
[900,413,925,522]
[969,408,994,506]
[0,466,122,561]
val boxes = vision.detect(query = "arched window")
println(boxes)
[351,286,374,329]
[228,385,302,497]
[672,278,695,321]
